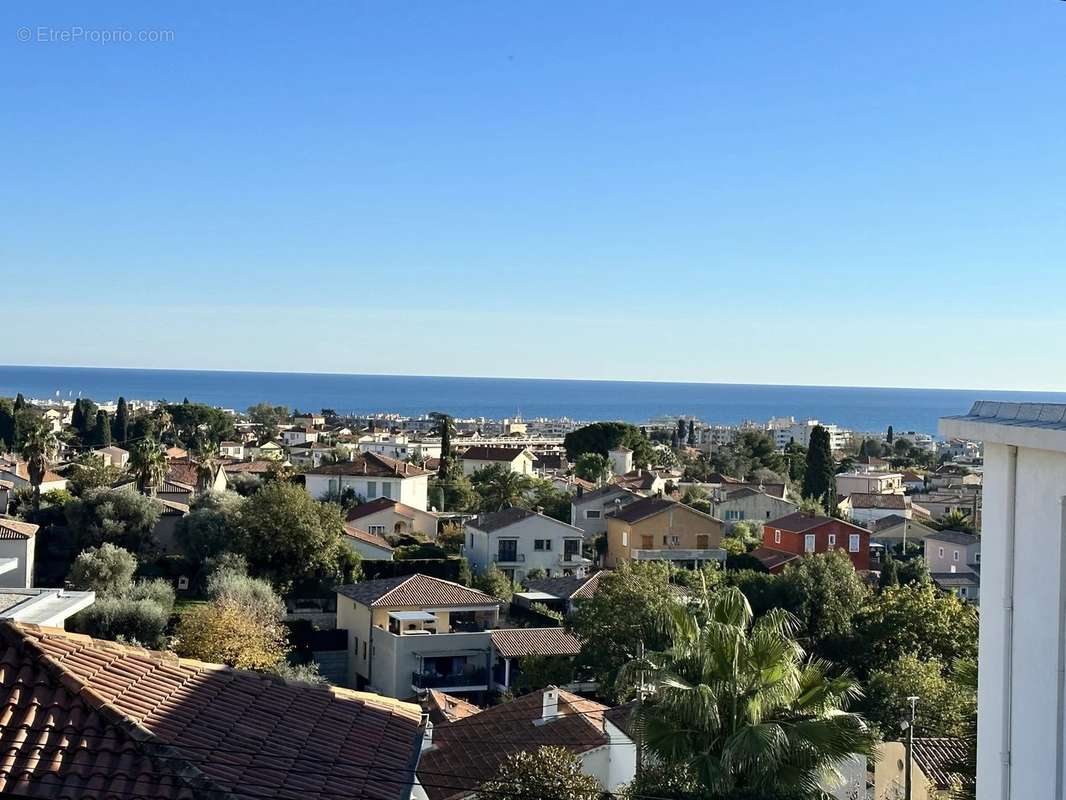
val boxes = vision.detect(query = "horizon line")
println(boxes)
[2,362,1064,397]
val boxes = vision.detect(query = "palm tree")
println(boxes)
[622,586,875,799]
[20,418,58,514]
[474,465,532,512]
[129,438,167,494]
[192,439,219,492]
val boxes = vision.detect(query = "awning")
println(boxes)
[388,611,437,623]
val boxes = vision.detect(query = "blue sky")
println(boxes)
[2,1,1064,390]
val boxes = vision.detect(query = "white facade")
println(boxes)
[835,472,903,498]
[305,472,429,510]
[608,447,633,477]
[768,417,849,452]
[465,511,589,583]
[939,402,1066,800]
[0,538,34,589]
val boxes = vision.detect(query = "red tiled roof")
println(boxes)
[423,690,481,724]
[343,524,395,551]
[165,462,201,487]
[912,737,972,790]
[0,518,38,539]
[419,689,610,800]
[766,511,866,535]
[223,460,276,475]
[490,628,582,659]
[347,497,421,522]
[339,574,499,609]
[0,623,423,800]
[307,453,429,479]
[847,492,907,510]
[0,461,65,484]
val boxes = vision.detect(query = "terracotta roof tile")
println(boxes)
[0,518,39,539]
[306,453,429,479]
[343,524,394,551]
[0,623,423,800]
[490,628,582,659]
[338,574,498,609]
[418,689,609,800]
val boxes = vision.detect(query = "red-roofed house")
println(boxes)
[762,512,872,570]
[305,453,430,510]
[347,496,439,538]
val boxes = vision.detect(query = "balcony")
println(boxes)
[632,548,727,562]
[558,552,592,567]
[412,667,489,691]
[493,552,525,565]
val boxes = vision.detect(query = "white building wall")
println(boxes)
[0,539,32,588]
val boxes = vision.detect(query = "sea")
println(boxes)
[2,365,1063,435]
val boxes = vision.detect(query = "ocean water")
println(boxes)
[2,365,1063,434]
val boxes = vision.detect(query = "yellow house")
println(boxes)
[605,496,725,569]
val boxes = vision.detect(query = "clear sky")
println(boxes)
[2,1,1064,390]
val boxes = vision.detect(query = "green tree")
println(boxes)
[878,554,900,589]
[114,397,130,443]
[472,464,533,512]
[886,425,894,444]
[71,399,86,436]
[129,438,167,493]
[13,393,25,412]
[234,481,346,592]
[0,398,15,451]
[20,417,59,514]
[623,587,876,799]
[480,746,603,800]
[92,410,112,447]
[568,561,676,699]
[781,550,870,650]
[247,402,289,441]
[64,488,162,556]
[67,543,137,595]
[473,563,513,603]
[429,472,479,513]
[72,597,170,648]
[563,421,654,467]
[68,453,126,495]
[849,583,978,677]
[512,655,575,693]
[801,425,835,512]
[865,653,974,739]
[430,411,455,479]
[529,479,573,523]
[175,490,245,565]
[573,452,609,482]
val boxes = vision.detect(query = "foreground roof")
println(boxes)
[459,446,531,462]
[767,511,865,534]
[522,571,605,601]
[749,547,801,571]
[338,574,499,609]
[0,623,423,800]
[0,517,38,539]
[347,496,425,521]
[940,401,1066,452]
[418,688,610,800]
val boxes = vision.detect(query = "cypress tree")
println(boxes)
[676,418,687,445]
[887,425,894,444]
[687,419,696,445]
[71,399,85,433]
[92,410,112,447]
[801,425,836,512]
[13,393,25,412]
[0,400,14,452]
[115,397,129,443]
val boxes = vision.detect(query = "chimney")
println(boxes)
[421,716,435,751]
[538,686,560,724]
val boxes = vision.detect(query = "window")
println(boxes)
[663,535,669,545]
[366,481,378,499]
[641,535,654,549]
[585,509,601,519]
[938,546,945,558]
[804,534,816,553]
[362,641,367,660]
[382,482,392,499]
[774,530,782,544]
[959,587,968,597]
[975,552,981,563]
[497,540,518,562]
[696,535,709,549]
[849,534,860,553]
[725,510,743,521]
[670,536,680,546]
[368,525,386,534]
[534,539,552,551]
[468,533,474,548]
[622,531,629,546]
[828,534,836,547]
[953,550,960,561]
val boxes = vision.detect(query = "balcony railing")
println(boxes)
[632,548,727,561]
[558,552,591,566]
[493,553,525,564]
[412,667,489,690]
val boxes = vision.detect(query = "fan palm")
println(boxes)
[129,438,167,494]
[474,465,532,512]
[192,440,219,492]
[621,586,876,799]
[20,418,58,514]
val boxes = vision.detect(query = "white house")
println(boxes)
[342,524,395,561]
[281,427,319,447]
[834,472,903,498]
[570,485,643,539]
[939,401,1066,800]
[304,453,430,510]
[0,461,68,494]
[460,446,536,476]
[464,507,590,583]
[607,446,633,476]
[346,497,439,539]
[0,518,36,589]
[218,441,246,460]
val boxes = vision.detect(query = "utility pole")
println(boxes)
[635,641,646,778]
[904,695,918,800]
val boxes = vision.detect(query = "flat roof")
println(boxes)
[514,591,558,601]
[940,402,1066,452]
[388,610,437,622]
